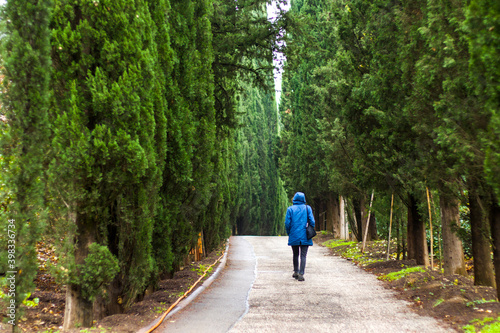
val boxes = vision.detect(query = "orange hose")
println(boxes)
[146,250,226,333]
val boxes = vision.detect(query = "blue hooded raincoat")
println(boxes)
[285,192,315,246]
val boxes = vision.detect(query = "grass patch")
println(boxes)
[463,317,500,333]
[322,239,357,249]
[378,266,426,281]
[360,258,384,265]
[323,239,386,267]
[465,299,498,307]
[191,264,213,276]
[433,298,445,307]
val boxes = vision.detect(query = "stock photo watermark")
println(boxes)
[6,218,17,326]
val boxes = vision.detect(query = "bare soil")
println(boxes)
[314,233,500,332]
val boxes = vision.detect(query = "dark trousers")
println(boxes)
[292,245,309,275]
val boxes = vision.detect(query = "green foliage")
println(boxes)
[233,73,287,236]
[192,264,213,276]
[323,239,357,249]
[22,292,39,308]
[153,305,166,314]
[463,317,500,333]
[0,0,51,320]
[433,298,445,307]
[465,299,498,307]
[0,288,38,307]
[466,0,500,202]
[278,0,334,201]
[323,239,384,266]
[478,321,500,333]
[153,0,215,274]
[0,0,289,328]
[211,0,285,131]
[279,0,497,278]
[72,243,119,302]
[47,0,167,311]
[456,203,473,257]
[378,267,427,281]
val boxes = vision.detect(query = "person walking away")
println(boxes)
[285,192,315,281]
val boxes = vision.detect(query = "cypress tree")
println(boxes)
[467,0,500,200]
[154,0,218,274]
[211,0,285,131]
[1,0,52,328]
[279,0,499,293]
[467,0,500,294]
[234,75,286,235]
[279,0,339,219]
[48,0,164,326]
[214,1,288,236]
[280,0,370,237]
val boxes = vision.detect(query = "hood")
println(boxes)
[292,192,306,205]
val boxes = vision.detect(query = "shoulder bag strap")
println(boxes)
[305,204,310,227]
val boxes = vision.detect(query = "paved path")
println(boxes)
[154,236,256,332]
[155,236,453,333]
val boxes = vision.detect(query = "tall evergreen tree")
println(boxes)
[279,0,487,275]
[467,0,500,201]
[279,0,345,233]
[234,75,286,235]
[154,0,219,274]
[48,0,164,326]
[0,0,290,328]
[1,0,52,328]
[211,0,286,131]
[467,0,500,293]
[209,0,287,236]
[407,0,484,276]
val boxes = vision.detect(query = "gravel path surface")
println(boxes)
[157,236,454,332]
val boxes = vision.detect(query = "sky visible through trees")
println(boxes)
[267,1,290,108]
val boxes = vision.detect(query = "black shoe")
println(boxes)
[292,272,299,279]
[297,274,304,281]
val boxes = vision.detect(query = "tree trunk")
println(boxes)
[352,198,363,241]
[339,196,348,240]
[469,187,495,287]
[105,277,125,315]
[327,193,340,237]
[361,196,372,242]
[63,284,93,329]
[440,195,467,276]
[401,211,407,260]
[490,201,500,299]
[369,213,378,240]
[64,211,95,329]
[314,200,322,230]
[407,194,429,266]
[319,199,326,231]
[407,198,415,260]
[396,213,400,259]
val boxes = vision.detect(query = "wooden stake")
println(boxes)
[386,193,394,261]
[361,190,375,253]
[426,187,434,270]
[430,190,442,270]
[396,212,400,260]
